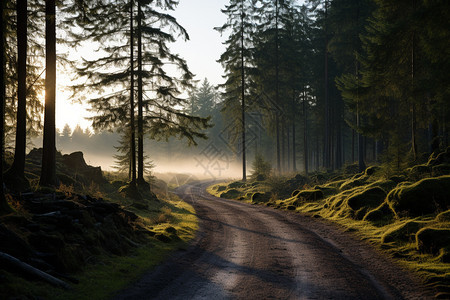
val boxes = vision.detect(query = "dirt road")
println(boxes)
[113,181,432,299]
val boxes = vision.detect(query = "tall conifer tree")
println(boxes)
[40,0,57,187]
[216,0,255,181]
[5,0,29,190]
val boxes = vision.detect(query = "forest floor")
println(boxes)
[208,147,450,299]
[0,150,198,300]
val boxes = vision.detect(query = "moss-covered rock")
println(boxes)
[436,210,450,222]
[228,181,245,188]
[416,227,450,255]
[291,190,301,197]
[347,187,386,211]
[119,184,143,201]
[363,202,395,225]
[295,189,324,201]
[386,175,450,217]
[344,163,359,174]
[364,166,379,176]
[220,189,241,199]
[389,175,406,184]
[428,147,450,166]
[251,192,271,203]
[216,185,226,192]
[432,164,450,177]
[408,164,431,180]
[381,220,424,244]
[313,185,338,197]
[339,174,368,191]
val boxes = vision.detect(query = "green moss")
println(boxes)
[436,210,450,222]
[347,187,386,211]
[381,220,425,244]
[408,164,431,180]
[295,189,324,201]
[339,174,368,190]
[432,164,450,177]
[365,180,397,193]
[389,175,406,184]
[220,189,241,199]
[313,185,338,197]
[216,185,226,192]
[228,181,245,188]
[416,227,450,255]
[364,166,379,176]
[363,202,395,225]
[387,175,450,217]
[251,192,271,203]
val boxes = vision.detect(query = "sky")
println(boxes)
[56,0,229,131]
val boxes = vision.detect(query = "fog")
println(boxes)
[83,152,244,180]
[30,133,246,181]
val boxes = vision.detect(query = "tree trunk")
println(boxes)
[136,2,146,186]
[0,252,69,289]
[275,0,281,174]
[352,128,355,162]
[40,0,57,187]
[303,88,308,176]
[287,125,290,171]
[8,0,28,187]
[292,93,296,172]
[240,8,246,182]
[410,26,417,161]
[0,0,11,213]
[129,0,136,186]
[281,121,285,173]
[323,0,330,170]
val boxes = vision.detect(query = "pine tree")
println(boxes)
[5,0,29,190]
[329,0,374,171]
[69,0,209,190]
[216,0,256,181]
[40,0,57,187]
[1,0,11,213]
[3,0,44,145]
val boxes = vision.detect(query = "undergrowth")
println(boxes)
[1,168,198,300]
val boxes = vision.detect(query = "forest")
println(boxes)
[0,0,450,299]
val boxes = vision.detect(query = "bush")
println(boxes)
[250,153,271,181]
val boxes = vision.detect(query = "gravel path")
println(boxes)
[113,181,433,299]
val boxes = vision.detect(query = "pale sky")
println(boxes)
[56,0,229,131]
[170,0,228,86]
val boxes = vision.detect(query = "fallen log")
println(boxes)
[0,251,70,289]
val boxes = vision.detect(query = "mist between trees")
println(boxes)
[1,0,449,198]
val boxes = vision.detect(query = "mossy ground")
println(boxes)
[1,171,198,300]
[208,151,450,297]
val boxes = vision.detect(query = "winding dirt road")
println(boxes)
[114,181,432,299]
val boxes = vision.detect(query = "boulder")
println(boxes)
[387,175,450,217]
